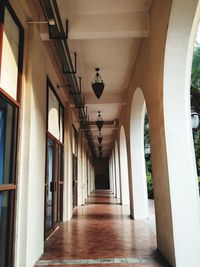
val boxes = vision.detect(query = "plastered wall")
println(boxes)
[6,1,85,266]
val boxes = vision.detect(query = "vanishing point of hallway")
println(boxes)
[35,191,170,267]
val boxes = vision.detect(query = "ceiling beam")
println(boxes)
[85,93,126,106]
[59,0,152,15]
[68,13,149,39]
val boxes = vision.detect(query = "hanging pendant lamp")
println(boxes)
[96,111,104,131]
[97,131,103,144]
[91,68,105,99]
[98,145,102,152]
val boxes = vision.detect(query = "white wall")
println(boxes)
[63,105,73,221]
[15,26,46,267]
[13,3,75,265]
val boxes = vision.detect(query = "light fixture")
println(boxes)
[144,144,150,155]
[191,111,199,129]
[96,111,104,131]
[99,151,103,158]
[48,19,56,26]
[91,68,105,99]
[97,131,103,144]
[98,145,102,152]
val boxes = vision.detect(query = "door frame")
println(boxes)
[44,132,64,239]
[44,78,64,240]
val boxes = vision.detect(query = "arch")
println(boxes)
[119,126,130,205]
[164,0,200,266]
[130,88,148,219]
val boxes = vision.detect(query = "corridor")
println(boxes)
[35,191,170,267]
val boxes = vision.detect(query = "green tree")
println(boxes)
[144,113,153,198]
[191,43,200,179]
[144,113,149,145]
[191,43,200,90]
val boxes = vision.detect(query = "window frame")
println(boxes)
[47,77,64,144]
[44,77,64,239]
[0,0,24,107]
[0,94,18,188]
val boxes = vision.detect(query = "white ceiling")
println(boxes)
[57,0,152,157]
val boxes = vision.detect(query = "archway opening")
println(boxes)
[130,88,148,219]
[144,112,156,232]
[191,23,200,194]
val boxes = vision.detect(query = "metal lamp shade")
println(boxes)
[96,111,104,131]
[97,131,103,144]
[191,112,199,129]
[91,68,105,99]
[98,136,103,144]
[92,82,104,99]
[96,120,104,131]
[98,145,102,152]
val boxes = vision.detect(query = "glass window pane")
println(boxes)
[0,191,12,267]
[46,139,54,231]
[0,94,16,184]
[72,127,77,154]
[59,106,63,142]
[72,128,78,155]
[48,89,60,140]
[0,8,20,100]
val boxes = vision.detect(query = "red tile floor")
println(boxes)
[35,190,171,267]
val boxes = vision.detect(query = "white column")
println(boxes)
[112,151,116,196]
[163,1,200,266]
[130,88,148,219]
[114,143,121,199]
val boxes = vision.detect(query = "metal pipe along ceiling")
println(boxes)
[39,0,96,157]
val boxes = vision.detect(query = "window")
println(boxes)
[0,95,18,185]
[72,126,78,156]
[0,1,23,266]
[0,1,23,103]
[48,83,64,142]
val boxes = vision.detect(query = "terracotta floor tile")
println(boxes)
[35,191,170,267]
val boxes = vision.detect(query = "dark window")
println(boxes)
[0,95,18,185]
